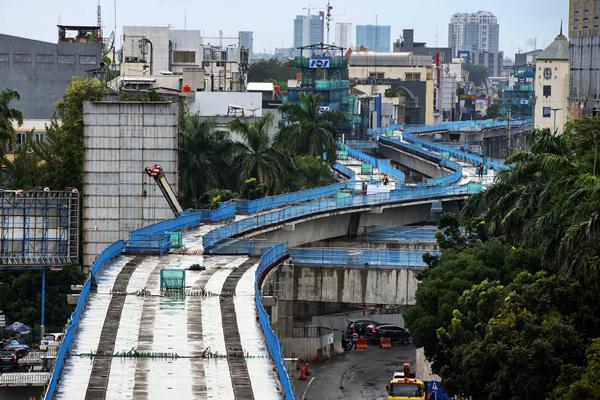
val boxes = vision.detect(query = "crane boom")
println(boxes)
[144,164,183,216]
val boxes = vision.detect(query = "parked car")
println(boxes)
[366,324,412,344]
[40,333,63,351]
[0,347,28,372]
[346,320,381,337]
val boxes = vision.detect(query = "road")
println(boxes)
[294,344,416,400]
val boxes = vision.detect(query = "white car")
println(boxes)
[40,333,63,351]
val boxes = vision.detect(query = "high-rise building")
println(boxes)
[293,14,324,49]
[356,25,391,52]
[569,0,600,117]
[335,22,353,49]
[239,31,253,56]
[448,11,499,55]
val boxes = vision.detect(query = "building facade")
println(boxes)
[471,50,504,77]
[239,31,253,57]
[448,11,499,56]
[569,0,600,117]
[534,30,570,133]
[335,22,353,49]
[293,14,324,49]
[356,25,391,52]
[0,26,102,119]
[348,52,435,124]
[393,29,453,63]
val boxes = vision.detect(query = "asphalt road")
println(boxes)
[294,344,417,400]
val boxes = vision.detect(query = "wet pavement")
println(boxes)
[294,344,417,400]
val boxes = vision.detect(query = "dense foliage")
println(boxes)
[0,89,23,162]
[247,59,297,89]
[463,64,489,87]
[407,120,600,399]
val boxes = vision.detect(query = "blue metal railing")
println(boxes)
[203,183,480,250]
[333,162,356,180]
[340,143,406,184]
[236,180,354,214]
[288,247,435,268]
[254,243,295,400]
[44,240,125,400]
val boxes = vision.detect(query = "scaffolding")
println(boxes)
[0,190,80,267]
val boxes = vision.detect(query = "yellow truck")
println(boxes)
[386,363,427,400]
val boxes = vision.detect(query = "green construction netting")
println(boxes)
[160,269,186,291]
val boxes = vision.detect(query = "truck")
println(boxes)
[386,363,452,400]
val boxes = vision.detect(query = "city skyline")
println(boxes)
[0,0,567,59]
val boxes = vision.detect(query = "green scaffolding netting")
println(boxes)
[160,269,186,291]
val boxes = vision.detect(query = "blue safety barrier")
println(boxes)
[125,233,171,254]
[254,243,296,400]
[236,180,354,214]
[333,162,356,179]
[288,247,435,268]
[44,240,125,400]
[202,184,476,250]
[341,143,406,184]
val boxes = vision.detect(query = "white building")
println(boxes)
[448,11,499,55]
[534,29,570,133]
[335,22,352,49]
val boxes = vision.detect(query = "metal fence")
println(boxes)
[44,239,125,400]
[203,184,478,250]
[236,180,354,214]
[288,247,435,268]
[254,243,296,400]
[339,143,406,184]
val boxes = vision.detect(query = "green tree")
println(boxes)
[278,92,344,160]
[179,115,239,208]
[289,155,333,190]
[486,99,502,119]
[464,64,489,86]
[0,89,23,160]
[229,114,290,195]
[36,77,108,190]
[4,132,44,189]
[248,59,296,84]
[552,338,600,400]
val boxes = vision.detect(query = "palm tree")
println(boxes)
[179,115,239,207]
[278,92,345,160]
[0,89,23,159]
[228,114,289,195]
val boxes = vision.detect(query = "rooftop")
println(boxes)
[537,26,569,61]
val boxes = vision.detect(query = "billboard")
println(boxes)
[0,190,80,267]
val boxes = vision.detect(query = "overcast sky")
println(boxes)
[0,0,568,58]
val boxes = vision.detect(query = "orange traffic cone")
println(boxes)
[299,366,307,380]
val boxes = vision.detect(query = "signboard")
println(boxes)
[309,58,330,69]
[318,106,331,113]
[0,190,80,267]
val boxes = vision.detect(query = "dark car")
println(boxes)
[0,350,20,372]
[346,320,380,337]
[365,324,412,344]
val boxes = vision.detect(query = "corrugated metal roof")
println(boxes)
[537,33,569,61]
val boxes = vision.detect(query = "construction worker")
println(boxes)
[382,174,389,186]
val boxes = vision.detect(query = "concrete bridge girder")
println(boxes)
[378,142,452,179]
[250,202,433,247]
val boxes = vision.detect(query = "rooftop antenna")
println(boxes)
[97,1,102,34]
[302,5,313,15]
[326,1,333,45]
[184,9,187,31]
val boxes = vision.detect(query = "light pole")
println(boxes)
[551,108,563,133]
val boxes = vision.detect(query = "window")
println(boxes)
[368,72,385,79]
[0,53,8,62]
[57,55,75,64]
[543,85,552,97]
[405,73,421,81]
[13,54,31,63]
[36,54,53,63]
[543,107,552,118]
[173,51,195,63]
[79,55,97,65]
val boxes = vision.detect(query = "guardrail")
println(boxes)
[369,119,532,171]
[333,162,356,179]
[203,183,480,250]
[254,243,295,400]
[236,180,354,214]
[125,233,171,254]
[288,247,435,268]
[338,142,406,184]
[44,239,125,400]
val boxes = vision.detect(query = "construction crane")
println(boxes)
[144,164,183,216]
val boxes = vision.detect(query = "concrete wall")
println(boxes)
[378,142,450,179]
[82,101,178,266]
[270,264,418,305]
[281,330,343,360]
[0,34,101,119]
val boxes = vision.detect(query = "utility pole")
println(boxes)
[551,107,562,133]
[507,107,512,157]
[326,1,333,45]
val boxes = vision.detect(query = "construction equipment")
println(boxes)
[144,164,183,216]
[386,363,426,400]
